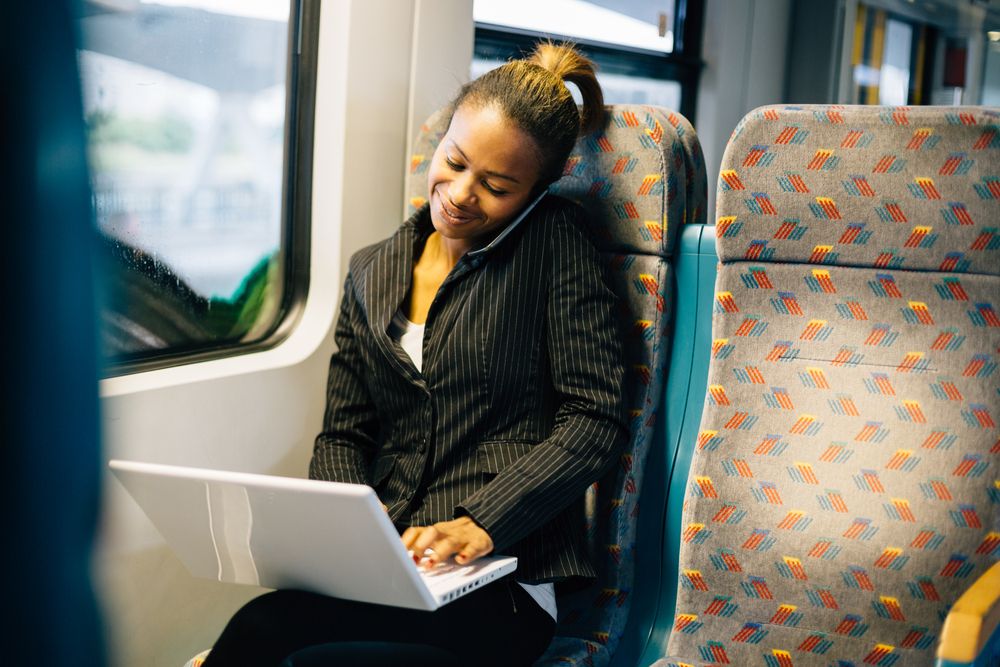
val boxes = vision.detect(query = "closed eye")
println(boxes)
[446,155,507,195]
[482,181,507,196]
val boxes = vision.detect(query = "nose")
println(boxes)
[449,172,477,208]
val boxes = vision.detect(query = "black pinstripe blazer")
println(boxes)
[309,194,628,583]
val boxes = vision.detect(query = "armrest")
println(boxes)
[936,559,1000,667]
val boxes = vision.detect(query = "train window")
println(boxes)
[845,1,1000,107]
[470,58,683,112]
[851,4,933,105]
[475,0,675,53]
[78,0,315,374]
[985,32,1000,105]
[473,0,703,119]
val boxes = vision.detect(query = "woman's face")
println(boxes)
[427,103,543,249]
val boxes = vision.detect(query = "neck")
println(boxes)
[424,232,468,268]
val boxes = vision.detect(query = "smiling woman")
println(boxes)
[410,43,606,323]
[201,42,628,667]
[426,104,541,253]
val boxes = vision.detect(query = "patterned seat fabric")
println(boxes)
[407,104,706,666]
[662,105,1000,667]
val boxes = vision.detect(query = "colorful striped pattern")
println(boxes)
[661,105,999,667]
[538,107,705,666]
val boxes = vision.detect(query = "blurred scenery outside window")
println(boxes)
[473,0,682,111]
[474,0,674,53]
[78,0,291,364]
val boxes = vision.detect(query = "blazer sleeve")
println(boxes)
[308,272,379,485]
[456,204,629,551]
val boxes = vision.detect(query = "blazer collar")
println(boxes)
[363,210,426,387]
[362,194,546,385]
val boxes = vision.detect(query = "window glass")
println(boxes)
[474,0,674,53]
[471,57,681,110]
[879,19,914,106]
[983,33,1000,105]
[78,0,291,363]
[851,6,918,104]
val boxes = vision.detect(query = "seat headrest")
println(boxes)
[715,104,1000,275]
[406,104,705,258]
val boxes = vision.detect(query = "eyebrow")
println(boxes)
[450,141,522,185]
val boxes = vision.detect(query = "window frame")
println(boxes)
[100,0,320,378]
[473,0,705,121]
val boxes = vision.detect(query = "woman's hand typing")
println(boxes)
[401,517,494,568]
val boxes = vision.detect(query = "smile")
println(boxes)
[437,192,478,226]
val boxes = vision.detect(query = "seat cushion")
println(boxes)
[184,649,210,667]
[550,106,706,257]
[534,109,704,667]
[669,261,999,665]
[666,104,999,667]
[715,105,1000,274]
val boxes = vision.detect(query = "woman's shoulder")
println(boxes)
[347,241,382,274]
[347,205,429,277]
[535,193,599,251]
[536,192,586,222]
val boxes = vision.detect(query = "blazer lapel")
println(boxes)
[361,217,427,388]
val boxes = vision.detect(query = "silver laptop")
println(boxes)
[108,460,517,611]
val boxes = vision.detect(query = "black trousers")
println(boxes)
[201,578,556,667]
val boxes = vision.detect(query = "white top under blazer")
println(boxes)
[389,309,557,621]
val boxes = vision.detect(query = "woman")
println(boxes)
[203,42,627,667]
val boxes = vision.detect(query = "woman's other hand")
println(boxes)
[401,517,494,568]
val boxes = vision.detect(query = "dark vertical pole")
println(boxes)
[921,27,940,106]
[0,0,106,665]
[674,0,706,60]
[675,0,706,122]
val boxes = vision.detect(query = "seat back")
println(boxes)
[665,105,1000,666]
[406,104,706,666]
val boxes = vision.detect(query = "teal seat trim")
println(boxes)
[628,225,717,666]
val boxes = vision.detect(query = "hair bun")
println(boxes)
[529,42,605,135]
[447,40,607,182]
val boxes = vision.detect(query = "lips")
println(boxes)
[436,188,478,226]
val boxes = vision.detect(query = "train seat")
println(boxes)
[634,222,719,666]
[652,105,1000,667]
[404,103,707,666]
